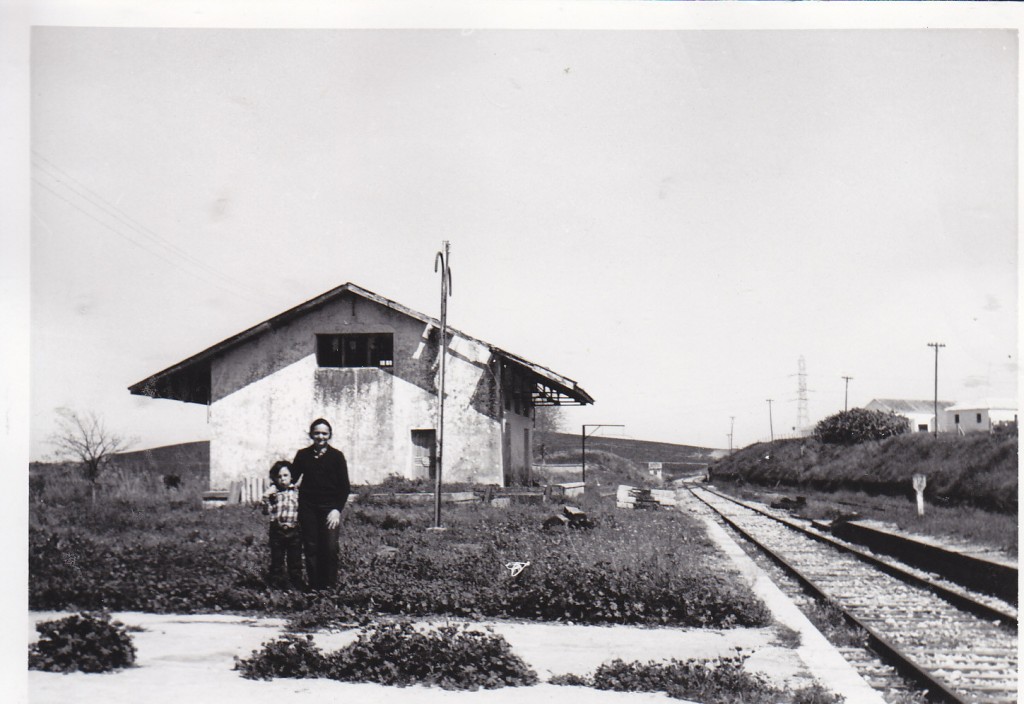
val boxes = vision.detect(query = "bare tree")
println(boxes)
[49,408,134,503]
[534,406,565,433]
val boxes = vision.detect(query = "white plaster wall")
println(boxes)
[207,294,505,488]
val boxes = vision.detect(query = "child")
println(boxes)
[260,460,304,590]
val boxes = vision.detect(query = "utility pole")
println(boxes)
[927,342,945,438]
[766,399,774,444]
[432,242,452,528]
[728,416,735,453]
[842,376,853,411]
[581,424,624,483]
[796,356,810,431]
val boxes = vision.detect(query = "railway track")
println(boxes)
[686,486,1018,704]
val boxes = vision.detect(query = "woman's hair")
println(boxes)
[269,460,292,480]
[309,418,333,436]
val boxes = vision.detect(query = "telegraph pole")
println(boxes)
[842,376,853,411]
[766,399,774,444]
[432,242,452,528]
[927,342,945,438]
[728,416,735,453]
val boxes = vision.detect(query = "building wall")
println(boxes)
[946,408,1018,433]
[207,293,505,488]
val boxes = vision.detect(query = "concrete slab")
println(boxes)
[27,612,697,704]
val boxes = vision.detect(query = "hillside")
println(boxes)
[33,435,715,488]
[708,432,1018,514]
[31,441,211,482]
[535,431,720,479]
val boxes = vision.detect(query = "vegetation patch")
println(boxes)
[31,469,772,629]
[29,611,137,673]
[709,432,1017,515]
[236,622,538,690]
[550,657,843,704]
[814,409,909,445]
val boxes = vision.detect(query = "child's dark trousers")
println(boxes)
[268,523,304,589]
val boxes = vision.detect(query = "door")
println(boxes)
[411,429,437,480]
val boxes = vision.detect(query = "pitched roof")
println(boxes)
[128,282,594,407]
[945,398,1018,412]
[865,399,955,414]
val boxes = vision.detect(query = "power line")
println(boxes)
[32,151,266,301]
[32,176,266,305]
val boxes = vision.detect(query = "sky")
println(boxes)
[12,7,1022,462]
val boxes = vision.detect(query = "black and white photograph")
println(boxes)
[5,2,1020,703]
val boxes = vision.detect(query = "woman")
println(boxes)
[291,418,350,590]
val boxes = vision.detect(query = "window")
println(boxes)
[976,413,982,424]
[317,333,394,368]
[954,414,960,424]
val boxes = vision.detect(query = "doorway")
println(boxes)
[410,429,437,480]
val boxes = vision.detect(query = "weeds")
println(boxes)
[30,468,773,628]
[550,656,844,703]
[29,612,137,673]
[236,622,538,689]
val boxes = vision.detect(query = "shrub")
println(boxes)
[235,634,327,680]
[552,657,844,704]
[236,622,538,690]
[814,409,909,445]
[29,612,137,673]
[329,621,538,689]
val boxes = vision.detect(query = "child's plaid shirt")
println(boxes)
[261,487,299,527]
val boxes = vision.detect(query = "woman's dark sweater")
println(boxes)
[291,445,350,511]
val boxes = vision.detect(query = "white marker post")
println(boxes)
[912,474,927,516]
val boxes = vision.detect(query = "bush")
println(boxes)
[552,657,844,704]
[29,612,137,673]
[237,622,538,690]
[234,633,327,680]
[814,409,909,445]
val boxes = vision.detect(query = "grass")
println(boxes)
[721,481,1018,557]
[30,460,772,629]
[708,432,1017,555]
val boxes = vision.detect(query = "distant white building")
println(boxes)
[864,399,955,434]
[944,399,1018,434]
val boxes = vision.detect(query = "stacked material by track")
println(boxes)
[616,485,676,510]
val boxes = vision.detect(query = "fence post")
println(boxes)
[912,474,927,516]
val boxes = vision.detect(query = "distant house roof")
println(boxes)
[945,398,1018,412]
[865,399,955,415]
[128,282,594,408]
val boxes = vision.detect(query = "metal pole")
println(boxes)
[433,242,452,528]
[581,424,625,485]
[842,376,852,411]
[580,424,586,484]
[927,343,945,438]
